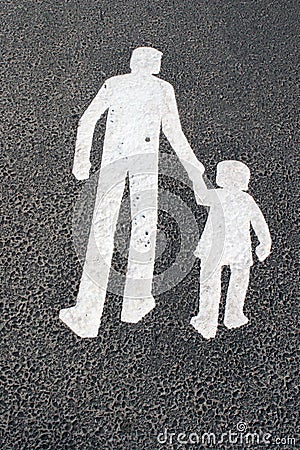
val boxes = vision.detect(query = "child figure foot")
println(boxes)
[190,316,217,339]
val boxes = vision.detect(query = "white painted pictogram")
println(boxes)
[59,47,271,341]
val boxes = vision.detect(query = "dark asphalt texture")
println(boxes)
[1,1,299,449]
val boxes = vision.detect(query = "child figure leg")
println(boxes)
[190,263,222,339]
[224,265,250,329]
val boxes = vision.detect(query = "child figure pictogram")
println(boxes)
[191,160,272,339]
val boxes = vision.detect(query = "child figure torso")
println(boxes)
[195,189,255,267]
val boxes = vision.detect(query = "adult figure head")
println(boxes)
[130,46,163,75]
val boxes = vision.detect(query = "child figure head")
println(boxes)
[216,160,250,191]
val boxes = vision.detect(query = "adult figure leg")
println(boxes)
[121,161,158,323]
[59,163,127,337]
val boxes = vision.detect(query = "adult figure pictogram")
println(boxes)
[60,47,204,338]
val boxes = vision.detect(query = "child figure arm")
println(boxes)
[193,174,214,206]
[250,198,272,261]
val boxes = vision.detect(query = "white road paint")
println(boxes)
[191,161,272,339]
[59,47,204,338]
[59,48,271,340]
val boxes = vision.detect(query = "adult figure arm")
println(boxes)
[161,83,205,181]
[73,81,111,180]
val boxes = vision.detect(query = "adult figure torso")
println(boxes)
[101,74,171,166]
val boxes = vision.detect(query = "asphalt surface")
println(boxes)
[1,0,299,449]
